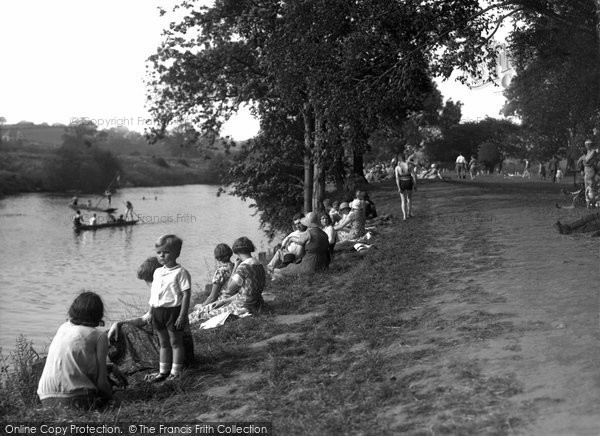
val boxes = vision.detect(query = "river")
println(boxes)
[0,184,272,352]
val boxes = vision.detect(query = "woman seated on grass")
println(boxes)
[272,212,330,279]
[191,237,266,323]
[37,291,117,409]
[334,198,366,242]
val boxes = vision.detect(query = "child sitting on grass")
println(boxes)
[146,234,191,382]
[189,243,235,324]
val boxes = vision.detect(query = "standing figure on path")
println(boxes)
[146,234,191,382]
[125,201,134,221]
[395,153,417,220]
[522,159,531,179]
[582,139,598,203]
[548,155,559,182]
[468,155,478,180]
[37,291,116,409]
[539,162,547,180]
[455,153,467,179]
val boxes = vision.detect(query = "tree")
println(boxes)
[147,0,505,225]
[502,0,599,156]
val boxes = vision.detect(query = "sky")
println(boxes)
[0,1,509,140]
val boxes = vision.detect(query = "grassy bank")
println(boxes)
[1,178,541,434]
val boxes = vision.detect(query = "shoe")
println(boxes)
[166,373,181,381]
[144,372,169,383]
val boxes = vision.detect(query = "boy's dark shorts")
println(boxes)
[151,306,182,331]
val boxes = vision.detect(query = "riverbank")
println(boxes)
[2,178,597,434]
[0,151,222,196]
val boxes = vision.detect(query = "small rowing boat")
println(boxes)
[74,220,138,231]
[69,204,118,213]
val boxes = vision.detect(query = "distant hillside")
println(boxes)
[1,124,64,146]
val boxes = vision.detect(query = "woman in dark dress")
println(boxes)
[273,212,330,278]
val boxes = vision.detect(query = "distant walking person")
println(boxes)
[522,159,531,179]
[125,201,134,221]
[539,162,547,180]
[395,153,417,220]
[455,153,467,179]
[468,156,478,180]
[548,155,559,182]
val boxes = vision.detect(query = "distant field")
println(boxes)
[2,124,64,146]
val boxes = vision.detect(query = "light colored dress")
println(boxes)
[336,209,366,241]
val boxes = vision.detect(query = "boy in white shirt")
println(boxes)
[147,234,191,382]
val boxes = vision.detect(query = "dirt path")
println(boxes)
[378,180,599,434]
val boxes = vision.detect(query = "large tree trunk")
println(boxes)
[595,0,600,57]
[303,104,314,213]
[312,112,326,213]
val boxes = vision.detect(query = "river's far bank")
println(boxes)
[0,151,222,197]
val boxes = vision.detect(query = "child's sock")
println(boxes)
[159,362,172,375]
[170,363,184,377]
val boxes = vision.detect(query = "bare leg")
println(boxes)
[406,191,413,217]
[168,329,184,375]
[400,192,408,220]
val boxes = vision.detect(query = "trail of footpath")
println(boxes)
[379,180,599,435]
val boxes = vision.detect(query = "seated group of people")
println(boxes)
[36,191,381,410]
[266,190,377,279]
[37,234,267,410]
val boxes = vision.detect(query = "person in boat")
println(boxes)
[107,256,194,375]
[107,213,117,223]
[554,212,600,235]
[105,191,112,206]
[89,213,98,226]
[71,196,78,206]
[117,214,125,223]
[37,291,117,409]
[87,199,92,208]
[73,210,84,228]
[125,201,134,221]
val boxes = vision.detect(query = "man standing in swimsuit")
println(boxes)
[395,153,417,220]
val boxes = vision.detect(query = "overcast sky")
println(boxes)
[0,0,507,139]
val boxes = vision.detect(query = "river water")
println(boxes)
[0,185,272,351]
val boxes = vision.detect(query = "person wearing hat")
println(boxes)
[334,199,367,241]
[272,212,330,279]
[267,213,307,271]
[338,202,351,221]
